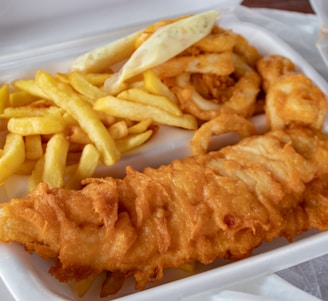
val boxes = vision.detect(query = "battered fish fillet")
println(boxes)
[1,126,328,293]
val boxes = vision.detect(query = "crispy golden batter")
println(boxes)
[1,126,328,295]
[265,73,327,130]
[256,54,296,92]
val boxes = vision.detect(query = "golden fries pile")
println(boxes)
[0,67,188,190]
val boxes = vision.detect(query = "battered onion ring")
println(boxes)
[190,113,257,155]
[233,33,262,68]
[153,52,234,78]
[257,54,296,92]
[174,70,260,120]
[266,73,328,130]
[193,31,236,53]
[191,73,235,101]
[232,53,254,79]
[224,71,261,117]
[174,85,223,120]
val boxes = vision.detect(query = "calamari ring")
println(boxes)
[233,33,262,68]
[173,85,223,121]
[257,54,296,92]
[152,52,234,78]
[224,71,261,117]
[174,70,261,121]
[190,113,257,155]
[191,73,235,101]
[265,73,328,130]
[232,53,254,79]
[193,30,236,53]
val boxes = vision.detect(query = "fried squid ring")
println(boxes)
[224,71,261,117]
[266,73,327,130]
[191,73,235,101]
[190,113,256,155]
[257,54,296,92]
[153,52,234,78]
[174,70,261,121]
[233,33,262,68]
[193,30,236,53]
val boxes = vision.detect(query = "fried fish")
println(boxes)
[1,126,328,295]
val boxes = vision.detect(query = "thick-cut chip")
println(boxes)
[1,106,63,118]
[117,88,182,116]
[28,156,45,191]
[0,84,9,130]
[36,71,120,165]
[108,120,129,139]
[12,79,50,100]
[73,275,98,298]
[67,126,91,145]
[7,115,66,135]
[14,160,37,175]
[0,84,9,113]
[65,144,100,189]
[55,72,69,84]
[9,91,38,107]
[128,118,153,134]
[143,69,178,103]
[43,133,69,188]
[95,111,116,127]
[94,96,197,130]
[25,135,43,160]
[116,129,153,153]
[83,73,113,86]
[67,71,107,103]
[0,133,25,184]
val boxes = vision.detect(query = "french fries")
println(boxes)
[7,115,67,135]
[35,70,121,166]
[25,135,43,160]
[28,156,45,193]
[0,84,9,113]
[67,71,107,102]
[12,79,50,100]
[94,96,197,130]
[43,133,69,189]
[0,133,25,184]
[0,84,9,130]
[65,144,100,189]
[143,69,178,104]
[116,130,153,153]
[117,88,182,116]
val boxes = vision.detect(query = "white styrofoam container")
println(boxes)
[1,1,328,300]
